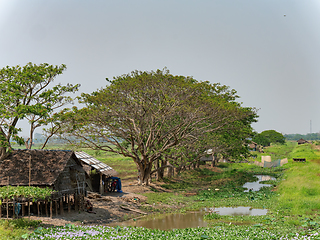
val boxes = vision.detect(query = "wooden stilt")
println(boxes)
[45,201,48,217]
[22,202,25,217]
[12,199,15,219]
[37,202,40,217]
[74,193,78,211]
[6,199,9,219]
[60,197,64,215]
[55,200,58,216]
[28,200,30,219]
[99,173,103,195]
[50,201,52,218]
[67,195,71,213]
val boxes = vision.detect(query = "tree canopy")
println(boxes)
[253,130,285,147]
[0,62,79,160]
[61,68,257,184]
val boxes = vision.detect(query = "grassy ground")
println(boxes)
[78,148,137,181]
[0,219,41,240]
[6,142,320,239]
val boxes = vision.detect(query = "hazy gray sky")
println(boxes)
[1,0,320,135]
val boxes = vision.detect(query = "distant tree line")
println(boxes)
[284,133,320,141]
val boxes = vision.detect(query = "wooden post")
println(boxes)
[67,195,71,213]
[12,199,15,219]
[45,201,48,217]
[74,193,78,211]
[55,200,58,216]
[29,155,31,187]
[37,202,40,217]
[22,202,25,217]
[28,199,30,219]
[50,201,52,218]
[0,198,2,218]
[6,199,9,219]
[60,197,64,215]
[99,173,103,195]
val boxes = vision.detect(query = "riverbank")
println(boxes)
[3,142,320,239]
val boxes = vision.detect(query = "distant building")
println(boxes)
[297,138,309,145]
[248,141,258,151]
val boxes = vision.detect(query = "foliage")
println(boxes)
[27,224,320,239]
[0,186,55,200]
[61,68,257,184]
[0,62,79,159]
[253,130,285,147]
[252,133,271,147]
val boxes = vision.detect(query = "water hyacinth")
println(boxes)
[28,224,320,240]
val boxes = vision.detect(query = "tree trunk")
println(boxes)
[155,159,160,181]
[137,160,153,186]
[211,154,219,167]
[211,153,217,167]
[156,160,165,180]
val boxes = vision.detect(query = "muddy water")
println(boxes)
[242,175,276,192]
[111,207,267,230]
[110,212,208,230]
[111,175,273,230]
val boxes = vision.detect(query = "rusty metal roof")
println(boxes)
[75,151,117,176]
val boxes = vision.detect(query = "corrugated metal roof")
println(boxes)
[75,151,118,176]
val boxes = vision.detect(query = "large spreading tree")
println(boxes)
[253,130,285,147]
[0,62,79,160]
[62,69,257,185]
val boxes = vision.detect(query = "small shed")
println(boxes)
[75,151,118,194]
[297,138,309,145]
[248,141,258,151]
[0,149,87,218]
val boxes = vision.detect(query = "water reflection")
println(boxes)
[242,175,276,192]
[110,207,267,230]
[110,212,208,230]
[206,206,268,216]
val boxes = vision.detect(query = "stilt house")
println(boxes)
[0,149,87,218]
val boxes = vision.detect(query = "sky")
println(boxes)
[1,0,320,136]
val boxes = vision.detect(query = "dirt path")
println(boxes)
[25,180,164,227]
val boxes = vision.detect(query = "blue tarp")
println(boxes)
[110,176,122,193]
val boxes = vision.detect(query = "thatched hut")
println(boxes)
[0,149,87,218]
